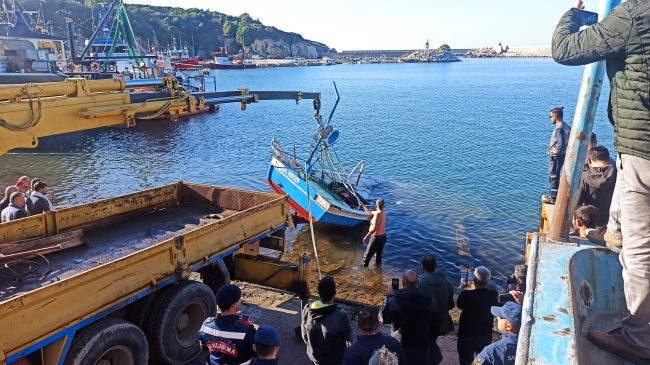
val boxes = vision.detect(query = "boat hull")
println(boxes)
[172,58,200,70]
[266,159,369,227]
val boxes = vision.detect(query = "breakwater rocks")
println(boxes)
[401,50,461,63]
[465,46,551,58]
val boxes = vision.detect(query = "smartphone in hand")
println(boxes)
[498,293,515,303]
[578,10,599,26]
[391,278,400,291]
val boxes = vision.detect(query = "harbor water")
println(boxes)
[0,58,614,304]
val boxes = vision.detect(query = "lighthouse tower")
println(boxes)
[425,39,430,51]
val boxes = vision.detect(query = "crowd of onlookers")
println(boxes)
[199,257,525,365]
[0,176,54,223]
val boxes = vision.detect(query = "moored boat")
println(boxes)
[207,48,256,70]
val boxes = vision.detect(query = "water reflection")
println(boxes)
[0,59,613,304]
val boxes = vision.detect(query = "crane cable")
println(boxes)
[0,91,43,131]
[138,91,189,120]
[304,167,322,280]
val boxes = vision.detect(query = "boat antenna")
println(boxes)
[324,81,340,126]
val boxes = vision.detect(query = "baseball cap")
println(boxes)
[216,284,241,309]
[491,302,522,328]
[255,325,281,347]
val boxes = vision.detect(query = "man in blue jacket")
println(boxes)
[253,326,281,365]
[342,307,406,365]
[199,284,256,365]
[473,302,522,365]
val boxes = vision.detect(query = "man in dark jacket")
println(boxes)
[1,192,29,223]
[457,266,500,365]
[553,1,650,363]
[418,255,455,365]
[302,276,353,365]
[253,326,281,365]
[29,182,54,215]
[578,146,617,226]
[0,186,18,212]
[380,270,441,365]
[342,307,406,365]
[199,284,256,365]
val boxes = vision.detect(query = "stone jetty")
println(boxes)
[465,45,551,58]
[401,49,461,63]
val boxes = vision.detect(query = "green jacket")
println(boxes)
[552,1,650,161]
[419,272,455,335]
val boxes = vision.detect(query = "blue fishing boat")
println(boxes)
[266,83,380,227]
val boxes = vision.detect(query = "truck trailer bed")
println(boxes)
[0,182,290,363]
[0,204,236,300]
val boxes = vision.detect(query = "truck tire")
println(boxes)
[146,280,216,364]
[64,318,148,365]
[128,287,166,331]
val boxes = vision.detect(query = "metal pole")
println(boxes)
[78,0,120,60]
[548,0,622,241]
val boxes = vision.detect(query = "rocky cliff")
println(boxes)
[248,39,327,59]
[24,0,331,59]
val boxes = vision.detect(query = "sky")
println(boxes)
[124,0,584,50]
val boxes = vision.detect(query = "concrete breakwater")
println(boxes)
[466,45,552,58]
[249,50,460,67]
[401,49,461,62]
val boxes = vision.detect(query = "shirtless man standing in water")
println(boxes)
[361,198,387,267]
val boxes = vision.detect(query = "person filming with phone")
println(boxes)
[380,270,441,365]
[553,0,650,363]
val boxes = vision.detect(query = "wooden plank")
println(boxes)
[0,230,85,255]
[0,245,62,262]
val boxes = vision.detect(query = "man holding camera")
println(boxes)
[380,270,441,365]
[553,1,650,363]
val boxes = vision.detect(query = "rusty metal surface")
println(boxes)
[181,183,281,211]
[516,234,627,364]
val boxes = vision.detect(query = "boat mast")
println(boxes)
[303,82,341,174]
[78,0,120,60]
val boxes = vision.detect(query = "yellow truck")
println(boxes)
[0,182,311,365]
[0,78,322,365]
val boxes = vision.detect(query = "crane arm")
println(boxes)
[0,78,321,155]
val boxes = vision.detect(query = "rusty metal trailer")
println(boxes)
[0,182,311,365]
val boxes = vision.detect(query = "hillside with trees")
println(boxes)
[16,0,330,59]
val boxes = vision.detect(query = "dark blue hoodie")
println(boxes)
[342,332,407,365]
